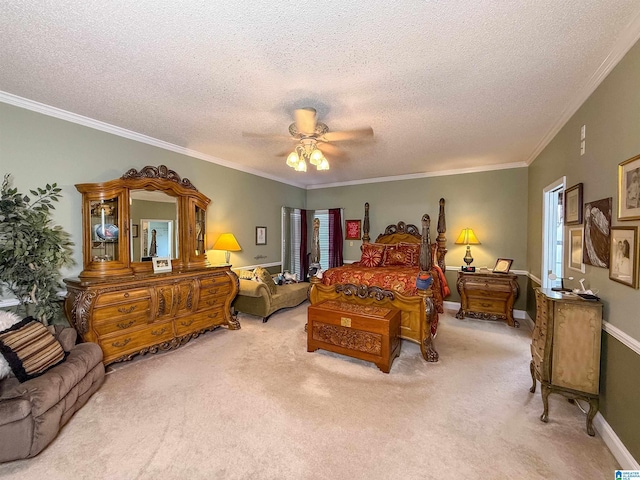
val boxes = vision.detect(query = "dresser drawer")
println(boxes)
[93,298,152,324]
[95,288,150,306]
[175,309,226,336]
[200,275,230,290]
[464,282,513,294]
[467,298,508,315]
[94,312,150,336]
[197,293,228,311]
[100,321,174,360]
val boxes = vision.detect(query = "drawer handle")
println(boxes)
[208,288,219,295]
[123,292,130,298]
[480,302,492,308]
[206,299,218,306]
[180,319,194,327]
[112,338,131,348]
[116,320,135,329]
[118,305,136,314]
[152,328,167,336]
[208,312,219,319]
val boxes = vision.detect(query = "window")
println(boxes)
[542,177,566,288]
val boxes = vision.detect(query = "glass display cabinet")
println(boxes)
[64,165,239,365]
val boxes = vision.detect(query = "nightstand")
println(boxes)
[455,271,520,327]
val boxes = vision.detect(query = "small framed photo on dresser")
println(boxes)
[493,258,513,274]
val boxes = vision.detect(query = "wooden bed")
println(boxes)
[309,199,448,362]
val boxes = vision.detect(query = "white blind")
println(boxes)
[313,210,330,271]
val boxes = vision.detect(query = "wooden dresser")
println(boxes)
[530,288,602,436]
[455,271,519,327]
[65,266,238,365]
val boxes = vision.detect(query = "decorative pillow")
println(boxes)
[236,269,255,280]
[381,244,410,266]
[0,311,22,380]
[0,317,66,383]
[398,242,421,267]
[359,243,385,268]
[253,267,277,295]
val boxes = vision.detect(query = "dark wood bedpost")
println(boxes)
[362,202,370,244]
[419,214,432,272]
[436,198,447,271]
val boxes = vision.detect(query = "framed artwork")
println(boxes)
[131,224,139,238]
[568,227,585,273]
[564,183,583,225]
[583,197,612,268]
[493,258,513,273]
[256,226,267,245]
[609,226,639,288]
[152,257,172,273]
[618,154,640,220]
[345,219,362,240]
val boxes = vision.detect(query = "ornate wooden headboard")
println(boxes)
[362,198,447,272]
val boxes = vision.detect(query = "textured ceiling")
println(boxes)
[2,1,640,188]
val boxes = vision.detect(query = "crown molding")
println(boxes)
[525,10,640,166]
[306,161,528,190]
[0,91,306,190]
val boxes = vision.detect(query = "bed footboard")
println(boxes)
[308,281,439,362]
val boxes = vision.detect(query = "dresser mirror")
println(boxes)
[75,165,210,278]
[130,190,179,262]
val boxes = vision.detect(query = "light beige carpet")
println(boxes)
[0,305,619,479]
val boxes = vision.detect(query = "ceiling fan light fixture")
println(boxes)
[310,148,324,166]
[286,151,299,168]
[295,158,307,172]
[317,157,330,171]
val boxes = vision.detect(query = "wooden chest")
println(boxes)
[307,300,401,373]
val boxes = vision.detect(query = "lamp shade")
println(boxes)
[212,233,241,252]
[455,228,480,245]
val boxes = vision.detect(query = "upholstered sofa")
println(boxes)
[233,279,310,322]
[0,325,105,462]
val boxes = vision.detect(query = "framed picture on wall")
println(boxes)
[618,154,640,220]
[256,226,267,245]
[568,227,585,273]
[564,183,583,225]
[609,226,639,288]
[131,224,139,238]
[345,219,361,240]
[583,197,612,268]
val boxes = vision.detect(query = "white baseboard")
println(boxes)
[594,412,640,470]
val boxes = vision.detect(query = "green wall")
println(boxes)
[527,39,640,460]
[0,102,306,276]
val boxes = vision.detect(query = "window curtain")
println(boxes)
[300,209,309,281]
[328,208,343,268]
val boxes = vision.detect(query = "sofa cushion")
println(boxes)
[254,266,277,294]
[236,268,255,280]
[0,318,66,383]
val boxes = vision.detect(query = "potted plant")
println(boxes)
[0,174,74,325]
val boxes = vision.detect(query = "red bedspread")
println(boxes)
[321,263,449,311]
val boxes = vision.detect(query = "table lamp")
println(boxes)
[212,233,241,265]
[455,228,481,266]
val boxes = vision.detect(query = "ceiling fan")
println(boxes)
[243,107,373,171]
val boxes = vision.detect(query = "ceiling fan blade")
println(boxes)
[321,127,373,142]
[242,131,294,141]
[317,142,348,158]
[294,107,317,135]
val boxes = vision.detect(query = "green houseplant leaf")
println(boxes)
[0,174,75,325]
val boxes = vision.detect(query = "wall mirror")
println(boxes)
[130,190,179,262]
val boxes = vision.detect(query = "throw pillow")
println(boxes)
[236,269,255,280]
[398,242,421,267]
[0,311,21,380]
[381,245,409,266]
[0,317,66,383]
[253,267,277,295]
[359,243,385,268]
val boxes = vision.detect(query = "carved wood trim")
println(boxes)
[312,322,383,355]
[335,283,395,301]
[70,290,96,335]
[121,165,196,190]
[362,202,371,244]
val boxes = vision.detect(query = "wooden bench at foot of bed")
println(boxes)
[308,281,439,362]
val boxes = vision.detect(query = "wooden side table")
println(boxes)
[455,271,520,327]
